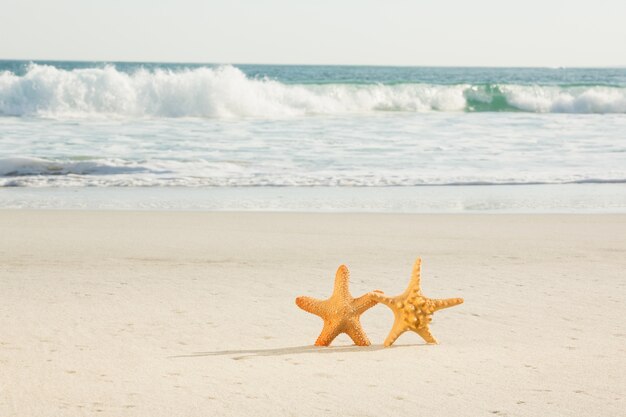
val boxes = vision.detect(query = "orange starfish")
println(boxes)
[295,265,381,346]
[372,258,463,346]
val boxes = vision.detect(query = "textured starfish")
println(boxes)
[372,258,463,346]
[296,265,381,346]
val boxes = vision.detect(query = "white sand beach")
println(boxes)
[1,211,625,417]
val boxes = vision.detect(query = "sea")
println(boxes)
[1,60,625,212]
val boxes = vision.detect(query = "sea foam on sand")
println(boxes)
[0,212,624,416]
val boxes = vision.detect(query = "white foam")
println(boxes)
[502,85,626,113]
[2,64,624,118]
[0,64,466,117]
[1,156,625,188]
[0,157,151,177]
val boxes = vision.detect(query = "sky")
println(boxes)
[1,0,624,67]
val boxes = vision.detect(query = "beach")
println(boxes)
[1,61,625,416]
[1,210,624,417]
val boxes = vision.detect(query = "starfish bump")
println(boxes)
[372,258,463,347]
[296,265,381,346]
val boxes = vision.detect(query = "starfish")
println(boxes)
[295,265,381,346]
[371,258,463,346]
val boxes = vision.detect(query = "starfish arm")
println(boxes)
[295,296,325,316]
[352,290,383,314]
[369,291,395,308]
[407,258,422,294]
[332,264,351,299]
[384,319,408,347]
[345,319,371,346]
[416,326,438,344]
[314,321,342,346]
[431,297,464,312]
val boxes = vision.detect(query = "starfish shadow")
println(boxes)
[169,343,424,360]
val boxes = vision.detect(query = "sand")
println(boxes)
[1,211,625,416]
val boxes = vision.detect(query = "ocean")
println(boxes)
[0,60,625,211]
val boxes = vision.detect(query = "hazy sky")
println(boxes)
[1,0,624,66]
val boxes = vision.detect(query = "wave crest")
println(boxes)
[0,64,625,117]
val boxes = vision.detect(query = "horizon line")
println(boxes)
[1,57,625,70]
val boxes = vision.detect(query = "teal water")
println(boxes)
[2,60,626,86]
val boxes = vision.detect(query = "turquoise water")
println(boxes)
[0,60,625,211]
[3,60,626,85]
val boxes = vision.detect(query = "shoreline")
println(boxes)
[1,211,625,416]
[2,183,626,212]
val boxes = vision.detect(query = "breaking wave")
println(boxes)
[1,64,625,117]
